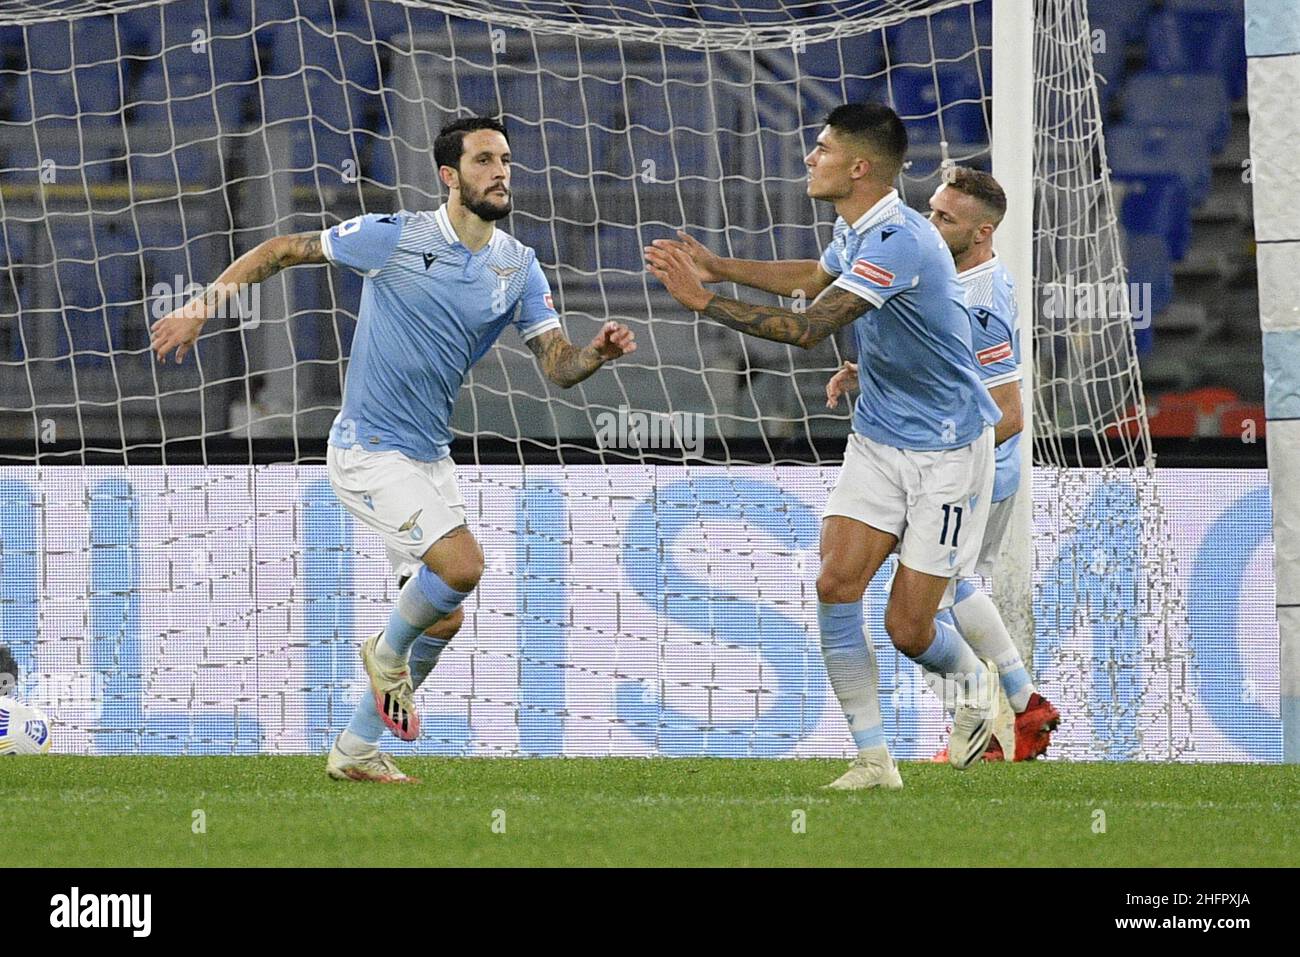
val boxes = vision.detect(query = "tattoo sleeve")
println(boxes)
[202,231,326,314]
[700,284,870,349]
[526,329,605,388]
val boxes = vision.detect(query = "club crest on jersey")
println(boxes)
[489,265,518,280]
[977,341,1013,366]
[851,259,895,287]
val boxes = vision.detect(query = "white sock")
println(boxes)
[952,584,1036,712]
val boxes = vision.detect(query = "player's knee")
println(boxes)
[816,568,863,605]
[424,540,484,593]
[423,606,464,641]
[883,604,931,656]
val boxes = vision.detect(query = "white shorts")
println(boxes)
[824,428,995,581]
[974,494,1017,579]
[326,444,466,580]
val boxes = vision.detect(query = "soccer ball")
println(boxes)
[0,696,52,755]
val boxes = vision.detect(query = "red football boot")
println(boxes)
[1012,693,1061,761]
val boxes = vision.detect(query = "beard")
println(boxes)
[462,182,512,221]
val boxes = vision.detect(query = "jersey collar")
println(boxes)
[848,188,901,234]
[957,251,999,282]
[434,204,500,256]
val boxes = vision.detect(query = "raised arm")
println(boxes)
[646,241,866,350]
[651,231,834,299]
[150,231,327,364]
[526,322,636,389]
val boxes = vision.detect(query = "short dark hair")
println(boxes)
[434,116,510,173]
[941,165,1007,224]
[824,102,908,180]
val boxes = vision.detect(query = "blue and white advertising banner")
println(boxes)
[0,466,1280,761]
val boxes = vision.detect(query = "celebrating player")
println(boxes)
[151,116,636,783]
[826,166,1060,761]
[646,103,1002,789]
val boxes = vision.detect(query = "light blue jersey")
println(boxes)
[321,206,561,462]
[819,190,1000,451]
[959,254,1022,503]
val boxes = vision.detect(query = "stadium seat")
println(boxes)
[1219,402,1266,438]
[1124,232,1174,323]
[1145,4,1247,100]
[1106,124,1211,204]
[1146,397,1198,438]
[1124,72,1230,154]
[74,63,125,124]
[890,65,987,146]
[24,21,74,72]
[29,73,79,119]
[1112,173,1191,261]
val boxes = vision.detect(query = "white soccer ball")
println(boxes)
[0,696,52,755]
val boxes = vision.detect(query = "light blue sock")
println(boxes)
[818,600,885,751]
[409,635,450,688]
[381,566,470,659]
[911,613,985,710]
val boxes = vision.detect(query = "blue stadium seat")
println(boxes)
[887,2,990,66]
[1124,72,1229,154]
[1145,4,1246,100]
[24,21,74,72]
[128,151,181,187]
[1107,123,1212,204]
[115,6,163,54]
[349,0,411,45]
[1088,0,1154,46]
[890,65,987,146]
[124,71,170,124]
[72,18,124,66]
[1124,231,1173,355]
[208,23,260,86]
[356,132,397,187]
[75,63,124,124]
[256,73,310,123]
[1113,173,1191,262]
[167,73,220,129]
[305,73,353,130]
[29,72,79,118]
[0,74,33,123]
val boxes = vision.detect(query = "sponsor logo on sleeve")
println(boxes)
[977,341,1013,366]
[850,259,896,287]
[544,293,555,311]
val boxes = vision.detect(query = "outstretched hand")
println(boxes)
[591,320,636,360]
[645,241,714,312]
[825,360,858,409]
[150,300,209,365]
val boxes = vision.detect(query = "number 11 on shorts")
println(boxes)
[939,503,963,547]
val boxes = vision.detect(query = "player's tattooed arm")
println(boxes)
[646,240,865,349]
[527,324,636,388]
[151,231,327,364]
[699,286,868,349]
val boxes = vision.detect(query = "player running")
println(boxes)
[646,103,1003,789]
[151,116,636,783]
[826,166,1060,762]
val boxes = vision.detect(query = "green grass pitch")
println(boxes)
[3,757,1298,867]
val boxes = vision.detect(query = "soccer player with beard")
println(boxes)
[152,117,636,782]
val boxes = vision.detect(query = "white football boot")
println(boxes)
[823,743,904,791]
[947,658,1003,770]
[326,739,418,784]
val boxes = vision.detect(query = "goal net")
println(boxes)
[0,0,1191,759]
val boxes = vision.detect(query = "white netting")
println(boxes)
[0,0,1194,759]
